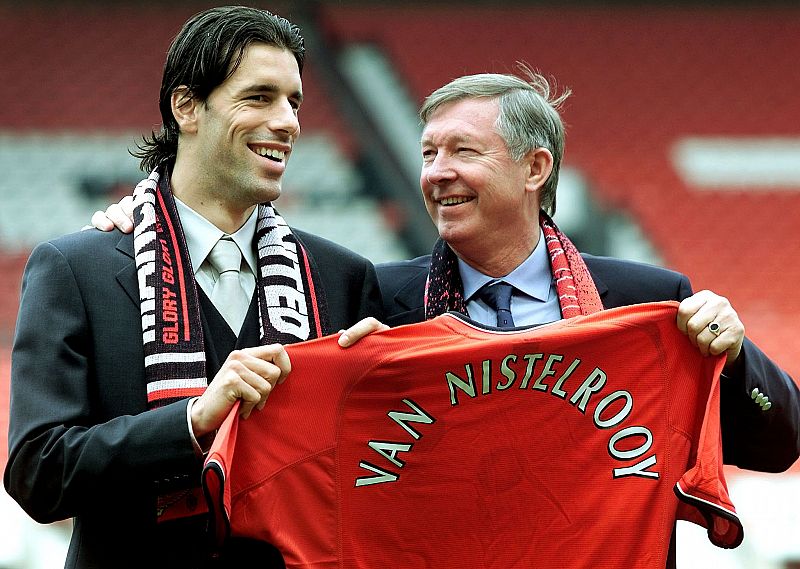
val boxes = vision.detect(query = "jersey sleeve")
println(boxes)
[674,355,744,548]
[202,400,241,548]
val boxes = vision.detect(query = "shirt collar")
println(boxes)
[174,197,258,275]
[459,230,553,302]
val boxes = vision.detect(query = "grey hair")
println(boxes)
[419,64,570,215]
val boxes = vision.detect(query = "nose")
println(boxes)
[423,154,456,187]
[270,99,300,138]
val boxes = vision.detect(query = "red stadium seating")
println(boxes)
[0,253,26,345]
[0,347,10,466]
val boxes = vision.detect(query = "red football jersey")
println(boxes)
[203,302,742,568]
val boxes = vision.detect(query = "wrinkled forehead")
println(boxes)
[421,97,502,145]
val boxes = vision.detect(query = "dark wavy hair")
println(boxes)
[133,5,305,173]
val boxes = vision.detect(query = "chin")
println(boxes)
[253,183,282,204]
[437,227,470,250]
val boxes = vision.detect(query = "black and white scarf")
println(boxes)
[132,167,328,517]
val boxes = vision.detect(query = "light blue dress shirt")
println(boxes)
[459,231,562,327]
[174,197,258,301]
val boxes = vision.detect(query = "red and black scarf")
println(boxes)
[424,211,603,320]
[131,168,328,517]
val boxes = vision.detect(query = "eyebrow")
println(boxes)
[421,132,473,146]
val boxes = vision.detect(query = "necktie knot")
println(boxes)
[477,281,515,328]
[208,237,242,276]
[208,237,248,334]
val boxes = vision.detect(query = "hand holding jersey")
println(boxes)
[191,344,291,437]
[676,289,745,370]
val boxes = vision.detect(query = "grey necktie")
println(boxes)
[208,237,249,334]
[478,282,515,328]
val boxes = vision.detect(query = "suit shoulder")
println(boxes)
[32,228,128,264]
[376,255,429,285]
[583,253,686,282]
[293,228,371,265]
[376,255,430,275]
[582,253,692,305]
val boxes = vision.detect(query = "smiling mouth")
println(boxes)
[438,196,473,206]
[250,146,286,162]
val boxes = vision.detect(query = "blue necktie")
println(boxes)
[478,282,515,328]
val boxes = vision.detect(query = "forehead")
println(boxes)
[421,97,501,144]
[225,42,302,91]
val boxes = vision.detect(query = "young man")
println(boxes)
[4,7,382,569]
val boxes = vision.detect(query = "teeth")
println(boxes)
[254,147,286,161]
[439,196,471,206]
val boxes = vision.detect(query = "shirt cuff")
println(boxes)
[186,397,203,457]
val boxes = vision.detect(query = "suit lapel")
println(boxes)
[392,270,427,312]
[114,232,140,308]
[387,270,428,326]
[588,268,609,302]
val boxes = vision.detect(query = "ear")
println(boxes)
[523,147,554,194]
[171,86,200,134]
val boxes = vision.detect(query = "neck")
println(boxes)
[452,226,540,278]
[171,158,254,234]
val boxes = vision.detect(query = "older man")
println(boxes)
[367,68,799,568]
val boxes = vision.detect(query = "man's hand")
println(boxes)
[191,344,291,437]
[676,290,745,371]
[90,195,135,233]
[338,317,390,348]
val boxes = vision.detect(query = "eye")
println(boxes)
[421,148,436,161]
[457,147,476,154]
[246,94,269,102]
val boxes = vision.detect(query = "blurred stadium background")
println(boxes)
[1,0,799,567]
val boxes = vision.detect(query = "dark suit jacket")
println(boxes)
[4,227,384,569]
[377,252,800,472]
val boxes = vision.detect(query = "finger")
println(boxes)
[120,195,135,217]
[192,371,262,434]
[338,317,390,348]
[694,326,716,357]
[107,203,134,233]
[237,379,265,420]
[706,319,745,363]
[676,291,713,335]
[218,361,273,419]
[90,210,115,232]
[243,344,292,383]
[226,351,284,391]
